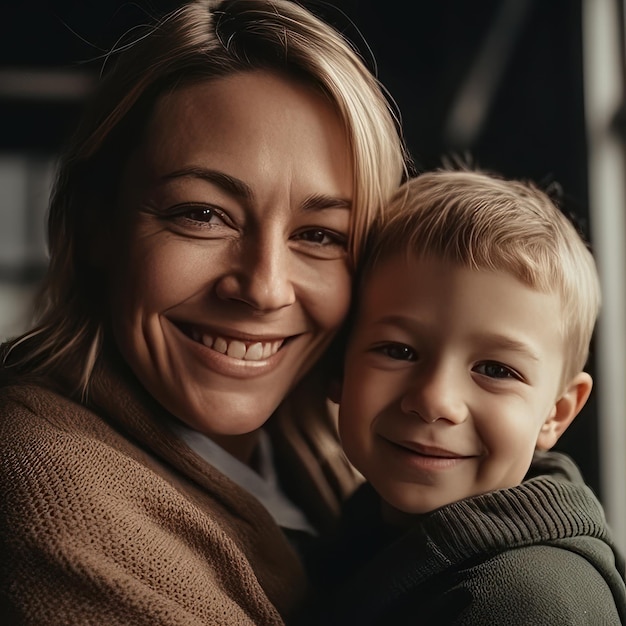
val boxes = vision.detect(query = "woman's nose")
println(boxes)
[400,365,468,425]
[215,235,296,312]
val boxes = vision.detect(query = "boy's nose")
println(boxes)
[400,365,468,425]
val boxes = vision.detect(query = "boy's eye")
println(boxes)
[474,361,520,380]
[376,343,417,361]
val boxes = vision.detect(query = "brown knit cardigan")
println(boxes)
[0,357,359,625]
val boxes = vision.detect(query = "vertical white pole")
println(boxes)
[582,0,626,555]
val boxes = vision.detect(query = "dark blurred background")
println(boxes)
[0,1,590,190]
[1,0,624,548]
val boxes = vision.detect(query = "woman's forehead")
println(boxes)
[120,70,353,208]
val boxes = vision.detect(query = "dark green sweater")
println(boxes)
[300,459,626,625]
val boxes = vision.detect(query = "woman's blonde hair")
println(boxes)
[3,0,409,392]
[362,167,601,384]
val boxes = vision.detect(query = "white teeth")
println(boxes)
[244,342,264,361]
[213,337,228,354]
[195,331,284,361]
[227,340,247,359]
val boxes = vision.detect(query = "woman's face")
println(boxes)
[106,71,353,460]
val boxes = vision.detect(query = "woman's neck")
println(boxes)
[208,430,262,469]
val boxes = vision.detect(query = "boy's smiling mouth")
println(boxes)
[396,441,464,459]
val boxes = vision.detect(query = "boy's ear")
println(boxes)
[328,378,343,405]
[536,372,593,450]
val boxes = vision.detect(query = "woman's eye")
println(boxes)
[294,228,347,247]
[376,343,417,361]
[186,207,221,223]
[173,204,229,226]
[151,203,238,238]
[474,361,520,380]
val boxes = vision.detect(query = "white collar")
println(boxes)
[167,419,317,535]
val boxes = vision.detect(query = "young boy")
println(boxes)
[301,168,626,625]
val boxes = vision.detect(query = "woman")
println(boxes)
[0,1,409,624]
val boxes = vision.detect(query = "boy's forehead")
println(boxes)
[356,254,565,343]
[360,249,438,292]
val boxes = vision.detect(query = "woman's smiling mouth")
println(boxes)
[176,323,292,362]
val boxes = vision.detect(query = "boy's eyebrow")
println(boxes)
[373,315,541,361]
[159,167,352,211]
[476,333,541,361]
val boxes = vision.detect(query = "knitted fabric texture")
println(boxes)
[0,359,317,625]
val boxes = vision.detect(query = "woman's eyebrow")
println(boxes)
[160,167,253,200]
[301,193,352,212]
[160,167,351,212]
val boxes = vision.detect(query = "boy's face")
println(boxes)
[338,254,591,517]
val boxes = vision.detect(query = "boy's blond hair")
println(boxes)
[362,167,601,384]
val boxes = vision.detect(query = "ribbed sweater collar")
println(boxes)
[418,476,609,563]
[329,477,622,624]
